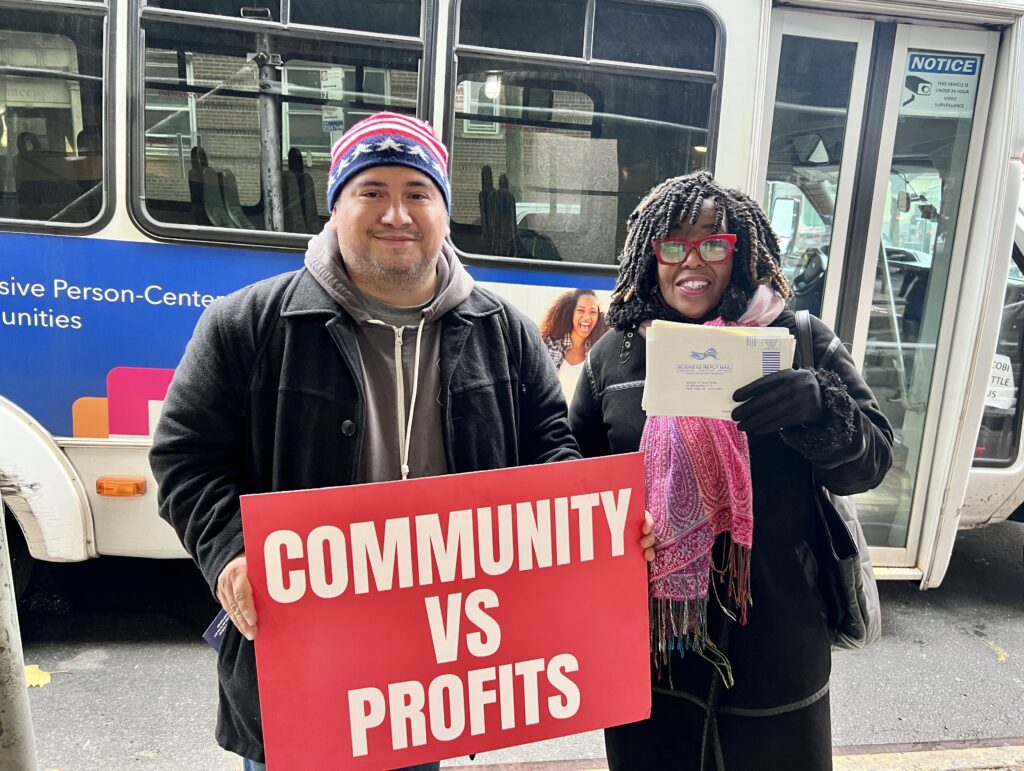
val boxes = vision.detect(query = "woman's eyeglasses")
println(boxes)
[652,233,737,265]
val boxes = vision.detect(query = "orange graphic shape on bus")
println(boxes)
[72,397,110,439]
[107,367,175,436]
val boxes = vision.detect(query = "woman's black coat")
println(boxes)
[569,309,893,712]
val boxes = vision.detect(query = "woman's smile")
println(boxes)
[675,275,713,296]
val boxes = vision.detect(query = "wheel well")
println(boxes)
[3,501,35,602]
[1008,501,1024,523]
[0,394,92,561]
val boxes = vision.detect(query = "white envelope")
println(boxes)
[642,321,795,419]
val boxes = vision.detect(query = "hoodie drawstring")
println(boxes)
[401,314,427,480]
[372,314,427,481]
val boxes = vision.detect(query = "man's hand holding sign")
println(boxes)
[239,454,651,769]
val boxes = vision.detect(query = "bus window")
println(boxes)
[138,14,422,236]
[450,1,720,265]
[459,0,587,59]
[290,0,421,36]
[0,9,105,225]
[592,1,716,71]
[762,34,859,316]
[975,248,1024,464]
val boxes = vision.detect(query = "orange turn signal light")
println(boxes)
[96,476,147,497]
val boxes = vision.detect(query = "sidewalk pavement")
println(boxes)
[832,739,1024,770]
[453,739,1024,771]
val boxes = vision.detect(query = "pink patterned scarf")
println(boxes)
[641,287,785,682]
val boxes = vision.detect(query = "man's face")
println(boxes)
[331,166,450,292]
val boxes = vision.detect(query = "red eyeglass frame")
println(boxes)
[651,233,737,265]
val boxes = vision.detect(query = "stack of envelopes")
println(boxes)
[642,321,795,419]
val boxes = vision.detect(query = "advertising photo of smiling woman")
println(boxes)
[540,289,610,403]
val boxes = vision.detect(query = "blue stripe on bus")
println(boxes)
[467,265,616,290]
[0,231,616,435]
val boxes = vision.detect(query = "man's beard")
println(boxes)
[348,242,438,299]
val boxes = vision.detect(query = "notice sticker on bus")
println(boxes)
[321,68,345,134]
[986,354,1016,411]
[901,51,981,119]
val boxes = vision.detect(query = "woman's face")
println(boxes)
[656,197,733,320]
[572,294,601,340]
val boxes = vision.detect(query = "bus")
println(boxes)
[1,0,1023,597]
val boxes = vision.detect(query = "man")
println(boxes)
[151,113,603,769]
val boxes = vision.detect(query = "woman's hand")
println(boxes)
[731,369,823,433]
[641,511,656,562]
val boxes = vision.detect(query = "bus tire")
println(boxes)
[4,510,35,604]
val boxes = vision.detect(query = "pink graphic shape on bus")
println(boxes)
[107,367,175,436]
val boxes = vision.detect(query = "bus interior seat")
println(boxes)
[296,172,320,232]
[510,227,562,261]
[14,132,46,218]
[14,131,80,221]
[74,129,103,202]
[188,147,211,226]
[219,169,255,229]
[518,213,576,234]
[286,148,322,232]
[280,169,303,232]
[202,166,235,229]
[77,128,102,156]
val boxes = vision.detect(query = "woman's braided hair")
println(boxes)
[606,171,791,329]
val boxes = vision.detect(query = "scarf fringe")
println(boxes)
[651,538,751,687]
[724,538,752,626]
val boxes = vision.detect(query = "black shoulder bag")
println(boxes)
[794,309,882,651]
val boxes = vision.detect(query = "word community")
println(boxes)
[262,489,633,602]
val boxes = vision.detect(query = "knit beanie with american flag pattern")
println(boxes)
[325,112,451,213]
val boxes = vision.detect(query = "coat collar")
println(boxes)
[280,269,342,317]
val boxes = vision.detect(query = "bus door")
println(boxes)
[759,9,1004,582]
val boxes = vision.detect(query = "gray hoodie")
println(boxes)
[304,225,475,483]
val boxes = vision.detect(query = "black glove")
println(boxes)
[731,369,823,434]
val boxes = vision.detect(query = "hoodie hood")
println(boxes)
[304,224,474,325]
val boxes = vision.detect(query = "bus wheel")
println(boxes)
[4,510,34,604]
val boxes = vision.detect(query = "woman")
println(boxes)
[570,172,892,770]
[540,288,609,402]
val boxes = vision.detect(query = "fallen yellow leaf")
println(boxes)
[985,639,1010,663]
[25,664,52,688]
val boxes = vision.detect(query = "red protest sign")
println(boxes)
[242,453,650,771]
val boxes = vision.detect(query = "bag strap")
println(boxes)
[794,309,815,369]
[794,309,843,370]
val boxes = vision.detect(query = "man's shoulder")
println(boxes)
[460,285,533,331]
[203,270,303,329]
[195,270,303,354]
[214,270,300,313]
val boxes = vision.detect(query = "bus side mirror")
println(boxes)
[896,191,912,212]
